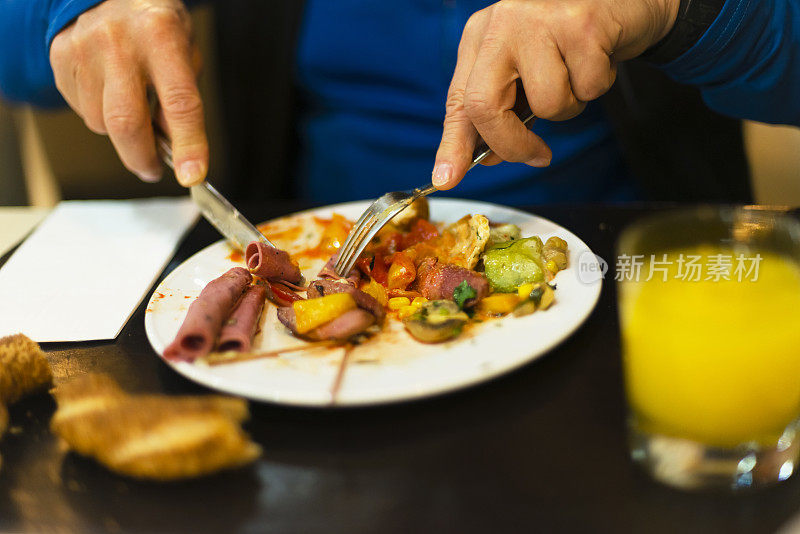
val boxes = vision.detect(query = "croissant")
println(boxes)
[0,404,7,471]
[0,333,53,405]
[50,374,261,480]
[0,333,53,472]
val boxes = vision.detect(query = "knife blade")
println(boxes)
[152,126,275,251]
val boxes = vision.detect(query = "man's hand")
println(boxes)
[50,0,207,186]
[432,0,679,190]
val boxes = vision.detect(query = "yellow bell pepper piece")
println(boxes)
[478,294,521,316]
[411,297,428,306]
[293,293,356,334]
[517,283,535,299]
[362,278,388,307]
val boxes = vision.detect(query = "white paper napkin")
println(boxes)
[0,207,51,258]
[0,197,199,342]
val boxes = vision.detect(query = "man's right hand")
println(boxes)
[49,0,208,186]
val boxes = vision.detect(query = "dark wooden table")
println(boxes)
[2,203,799,534]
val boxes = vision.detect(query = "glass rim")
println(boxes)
[616,205,800,259]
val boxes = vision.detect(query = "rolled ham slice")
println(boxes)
[306,279,385,321]
[276,307,375,341]
[245,242,302,284]
[163,267,252,362]
[415,259,489,306]
[216,284,268,353]
[318,252,361,286]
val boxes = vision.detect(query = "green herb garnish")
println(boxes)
[453,280,477,309]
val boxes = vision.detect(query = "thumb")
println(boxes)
[432,88,477,191]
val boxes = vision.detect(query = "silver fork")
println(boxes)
[334,108,535,278]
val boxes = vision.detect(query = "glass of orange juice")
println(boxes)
[617,207,800,490]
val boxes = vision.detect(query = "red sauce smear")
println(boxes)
[257,224,303,244]
[227,250,243,263]
[294,214,353,260]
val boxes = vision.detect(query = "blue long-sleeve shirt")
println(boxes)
[1,0,798,203]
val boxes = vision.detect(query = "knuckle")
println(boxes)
[104,108,147,139]
[574,77,610,101]
[567,3,595,33]
[478,32,507,56]
[49,34,71,65]
[140,6,189,42]
[142,6,183,30]
[489,1,514,23]
[463,89,500,125]
[70,37,91,67]
[462,12,481,36]
[161,89,203,121]
[93,20,126,48]
[531,77,575,119]
[463,7,489,36]
[444,87,466,116]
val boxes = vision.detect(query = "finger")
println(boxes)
[479,153,503,166]
[147,25,208,187]
[432,12,489,190]
[516,38,585,122]
[49,36,82,118]
[74,62,107,134]
[564,46,617,102]
[102,64,161,182]
[464,41,552,166]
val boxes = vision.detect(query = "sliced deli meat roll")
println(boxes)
[318,252,361,286]
[277,306,376,341]
[245,241,303,285]
[217,284,268,353]
[416,259,489,305]
[164,267,252,362]
[307,279,385,321]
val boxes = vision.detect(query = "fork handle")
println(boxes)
[413,183,438,199]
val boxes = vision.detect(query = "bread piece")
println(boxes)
[51,374,261,480]
[0,404,7,440]
[0,334,53,405]
[0,334,53,474]
[0,404,7,471]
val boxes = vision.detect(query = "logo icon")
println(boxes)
[576,251,608,284]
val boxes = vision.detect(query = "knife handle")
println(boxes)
[152,122,176,171]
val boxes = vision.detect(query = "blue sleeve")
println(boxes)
[660,0,800,126]
[0,0,105,107]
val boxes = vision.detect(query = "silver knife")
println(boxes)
[152,126,275,251]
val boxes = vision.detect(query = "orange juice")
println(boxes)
[621,247,800,448]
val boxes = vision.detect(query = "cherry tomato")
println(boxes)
[387,252,416,290]
[372,253,388,285]
[403,219,439,248]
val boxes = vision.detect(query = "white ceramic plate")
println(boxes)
[144,199,602,407]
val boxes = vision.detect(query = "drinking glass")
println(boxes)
[617,206,800,490]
